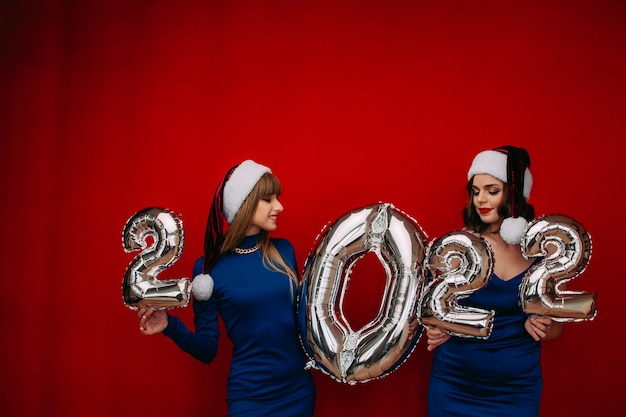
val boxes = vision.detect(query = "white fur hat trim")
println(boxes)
[500,217,528,245]
[223,160,271,224]
[467,150,533,200]
[191,274,214,301]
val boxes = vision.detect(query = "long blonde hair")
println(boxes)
[221,172,299,286]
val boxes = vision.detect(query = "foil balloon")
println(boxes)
[520,214,596,321]
[419,230,495,339]
[121,207,191,310]
[298,203,426,384]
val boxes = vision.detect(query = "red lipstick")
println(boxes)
[478,208,492,214]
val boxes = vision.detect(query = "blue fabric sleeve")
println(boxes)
[162,256,220,364]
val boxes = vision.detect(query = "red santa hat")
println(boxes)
[192,159,271,301]
[222,160,272,224]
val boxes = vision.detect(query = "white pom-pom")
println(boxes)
[500,217,528,245]
[191,274,214,301]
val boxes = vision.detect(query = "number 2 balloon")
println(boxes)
[121,207,191,310]
[520,214,596,321]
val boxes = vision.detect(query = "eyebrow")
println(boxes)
[472,184,502,189]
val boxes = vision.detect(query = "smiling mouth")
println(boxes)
[478,208,492,214]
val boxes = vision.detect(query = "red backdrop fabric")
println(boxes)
[1,1,624,416]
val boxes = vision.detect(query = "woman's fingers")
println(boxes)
[526,315,553,341]
[426,327,450,351]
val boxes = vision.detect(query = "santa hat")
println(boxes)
[222,160,272,224]
[467,146,533,245]
[192,159,271,301]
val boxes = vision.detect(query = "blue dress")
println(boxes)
[163,234,316,416]
[428,264,542,417]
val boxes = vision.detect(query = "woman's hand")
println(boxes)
[138,307,168,335]
[524,315,563,341]
[426,327,451,351]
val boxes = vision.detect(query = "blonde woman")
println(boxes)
[138,160,315,416]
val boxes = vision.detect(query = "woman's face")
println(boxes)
[247,194,283,235]
[471,174,505,225]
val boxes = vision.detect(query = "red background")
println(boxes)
[2,1,624,416]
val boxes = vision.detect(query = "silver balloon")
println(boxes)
[298,203,426,384]
[520,214,596,321]
[121,207,191,310]
[419,230,495,339]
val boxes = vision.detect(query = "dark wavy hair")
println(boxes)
[462,179,535,234]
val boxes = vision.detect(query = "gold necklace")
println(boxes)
[233,242,261,255]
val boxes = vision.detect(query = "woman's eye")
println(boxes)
[263,194,279,203]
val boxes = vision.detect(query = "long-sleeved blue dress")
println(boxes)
[428,263,542,417]
[163,234,315,416]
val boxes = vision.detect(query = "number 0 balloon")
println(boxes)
[121,207,191,310]
[298,203,426,384]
